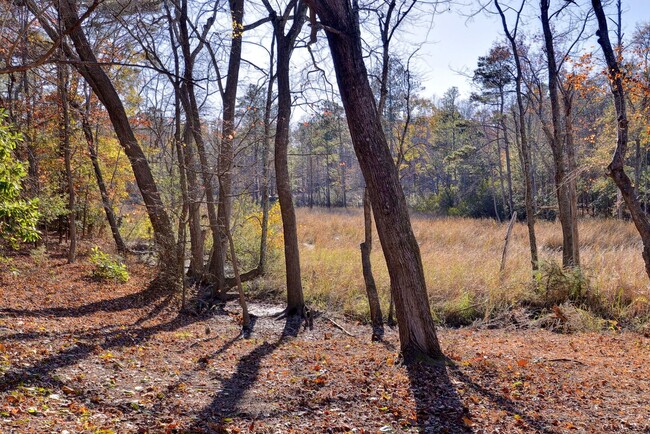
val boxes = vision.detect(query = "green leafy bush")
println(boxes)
[0,111,39,248]
[90,247,128,283]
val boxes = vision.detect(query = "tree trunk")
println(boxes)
[264,0,307,315]
[500,93,515,215]
[59,59,76,263]
[174,0,221,286]
[259,39,276,274]
[360,188,383,341]
[52,0,178,284]
[495,0,538,270]
[309,0,443,362]
[182,125,206,278]
[220,176,251,330]
[563,87,580,264]
[212,0,245,296]
[338,116,348,208]
[592,0,650,279]
[540,0,579,268]
[173,95,189,309]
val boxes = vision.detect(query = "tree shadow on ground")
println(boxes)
[188,315,304,431]
[1,316,184,393]
[405,361,473,433]
[445,363,551,433]
[0,280,171,320]
[0,285,208,395]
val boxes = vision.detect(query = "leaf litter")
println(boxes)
[0,249,649,433]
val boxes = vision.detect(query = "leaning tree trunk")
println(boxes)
[592,0,650,279]
[54,0,178,284]
[308,0,443,362]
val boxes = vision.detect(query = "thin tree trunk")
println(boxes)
[338,119,347,208]
[75,99,127,254]
[263,0,307,316]
[173,95,189,310]
[495,0,538,270]
[500,211,517,273]
[360,188,383,341]
[496,129,508,215]
[174,0,221,286]
[563,88,580,264]
[220,176,251,330]
[182,125,205,278]
[500,93,514,215]
[59,59,76,263]
[258,37,276,274]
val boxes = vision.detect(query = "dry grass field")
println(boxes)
[256,209,650,328]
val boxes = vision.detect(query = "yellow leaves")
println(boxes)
[231,20,244,38]
[99,352,114,360]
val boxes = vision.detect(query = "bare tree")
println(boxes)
[262,0,308,316]
[540,0,581,267]
[494,0,538,270]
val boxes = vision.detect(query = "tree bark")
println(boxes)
[308,0,443,361]
[175,0,217,280]
[500,92,515,215]
[181,125,206,278]
[258,37,276,274]
[592,0,650,279]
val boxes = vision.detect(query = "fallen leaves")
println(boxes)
[1,248,650,432]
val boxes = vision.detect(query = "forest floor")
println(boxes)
[1,248,649,433]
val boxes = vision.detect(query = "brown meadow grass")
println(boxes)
[256,208,650,328]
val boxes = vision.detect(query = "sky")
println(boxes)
[410,0,650,101]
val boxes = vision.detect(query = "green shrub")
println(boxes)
[532,261,595,308]
[90,247,128,283]
[0,111,40,247]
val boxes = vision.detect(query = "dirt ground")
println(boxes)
[1,250,649,433]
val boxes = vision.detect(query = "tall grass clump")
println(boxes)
[290,209,650,329]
